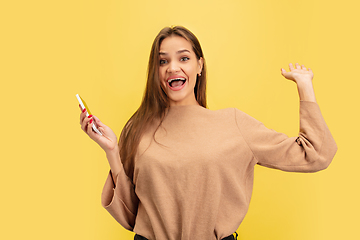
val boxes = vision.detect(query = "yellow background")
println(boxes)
[1,0,359,239]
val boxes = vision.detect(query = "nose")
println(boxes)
[167,60,180,73]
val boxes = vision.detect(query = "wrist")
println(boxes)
[295,77,312,87]
[105,145,122,178]
[296,80,316,102]
[105,145,120,157]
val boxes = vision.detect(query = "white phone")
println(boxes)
[76,94,103,135]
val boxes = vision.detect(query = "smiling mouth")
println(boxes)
[167,78,186,88]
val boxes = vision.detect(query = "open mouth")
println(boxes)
[167,77,186,89]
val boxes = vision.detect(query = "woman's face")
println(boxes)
[159,35,203,106]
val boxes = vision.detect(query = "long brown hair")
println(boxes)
[119,26,207,180]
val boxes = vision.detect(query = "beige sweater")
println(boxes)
[101,101,337,240]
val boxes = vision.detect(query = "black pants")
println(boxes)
[134,232,238,240]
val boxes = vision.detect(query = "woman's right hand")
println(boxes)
[79,107,118,154]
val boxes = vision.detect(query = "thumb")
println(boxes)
[281,68,288,77]
[98,126,105,135]
[93,115,105,127]
[280,68,294,81]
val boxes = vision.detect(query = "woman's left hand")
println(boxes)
[280,63,316,102]
[281,63,314,85]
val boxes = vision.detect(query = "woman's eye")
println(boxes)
[181,57,189,61]
[160,59,167,65]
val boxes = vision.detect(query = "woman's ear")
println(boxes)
[198,57,204,75]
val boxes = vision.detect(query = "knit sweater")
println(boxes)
[101,101,337,240]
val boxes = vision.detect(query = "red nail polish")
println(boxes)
[82,108,86,113]
[90,119,93,124]
[88,115,93,118]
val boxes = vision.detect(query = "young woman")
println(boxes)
[79,26,337,240]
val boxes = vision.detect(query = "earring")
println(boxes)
[198,73,202,77]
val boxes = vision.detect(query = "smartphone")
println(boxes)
[76,94,103,135]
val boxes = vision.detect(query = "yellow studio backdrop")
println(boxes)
[1,0,358,239]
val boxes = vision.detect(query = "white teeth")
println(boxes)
[167,78,186,83]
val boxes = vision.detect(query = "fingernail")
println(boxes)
[90,119,93,124]
[88,115,93,118]
[82,108,86,113]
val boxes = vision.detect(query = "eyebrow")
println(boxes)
[159,49,191,56]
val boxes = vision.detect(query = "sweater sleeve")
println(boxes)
[235,101,337,172]
[101,163,139,230]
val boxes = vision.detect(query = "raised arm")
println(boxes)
[235,63,337,172]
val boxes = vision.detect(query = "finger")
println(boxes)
[86,118,94,136]
[281,71,294,80]
[93,116,106,135]
[79,108,87,125]
[81,114,93,133]
[81,117,90,133]
[81,118,89,133]
[295,63,301,69]
[289,63,294,71]
[309,68,314,76]
[87,118,99,138]
[301,65,307,70]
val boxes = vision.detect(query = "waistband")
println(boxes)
[134,232,238,240]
